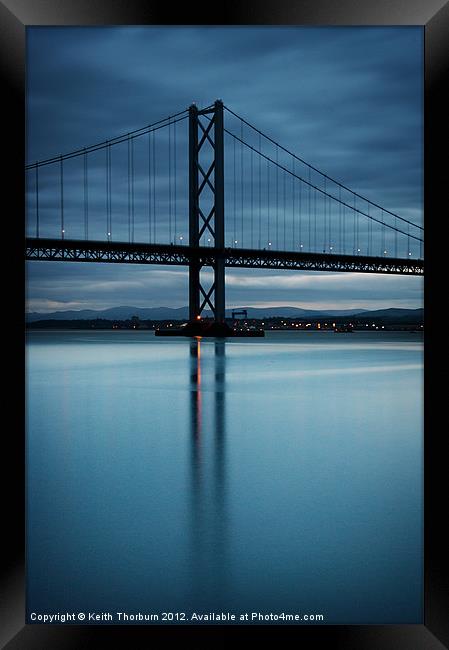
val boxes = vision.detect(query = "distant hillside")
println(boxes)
[350,308,424,323]
[26,306,189,322]
[26,305,369,323]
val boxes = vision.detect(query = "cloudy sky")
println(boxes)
[26,26,424,313]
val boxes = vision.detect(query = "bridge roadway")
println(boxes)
[25,237,424,275]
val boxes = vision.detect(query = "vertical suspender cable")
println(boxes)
[108,145,112,237]
[339,185,342,254]
[60,156,64,239]
[168,119,172,243]
[368,203,371,255]
[299,177,302,249]
[283,170,286,250]
[127,135,131,243]
[153,130,156,243]
[174,119,177,243]
[250,147,254,248]
[84,149,88,240]
[131,137,135,243]
[148,130,152,243]
[35,164,39,238]
[292,158,295,250]
[394,216,398,257]
[308,166,311,251]
[353,194,356,253]
[267,159,270,245]
[106,144,109,238]
[323,176,327,252]
[240,121,244,247]
[258,132,262,248]
[233,137,236,244]
[275,145,279,249]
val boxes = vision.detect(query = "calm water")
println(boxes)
[26,330,423,624]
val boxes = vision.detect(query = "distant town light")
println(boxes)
[268,242,272,246]
[330,246,333,250]
[357,248,361,252]
[408,252,412,256]
[300,244,303,248]
[61,229,65,233]
[384,250,387,254]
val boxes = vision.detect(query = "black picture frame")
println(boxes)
[2,1,448,648]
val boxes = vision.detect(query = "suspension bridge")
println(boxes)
[25,100,424,326]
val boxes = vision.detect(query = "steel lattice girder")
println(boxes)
[25,238,424,275]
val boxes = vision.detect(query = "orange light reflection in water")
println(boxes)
[195,339,202,439]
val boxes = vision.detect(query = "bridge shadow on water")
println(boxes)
[188,339,229,609]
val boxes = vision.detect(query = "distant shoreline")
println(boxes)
[25,317,424,333]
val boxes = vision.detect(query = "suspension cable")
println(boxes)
[222,129,423,244]
[223,104,422,232]
[26,109,189,169]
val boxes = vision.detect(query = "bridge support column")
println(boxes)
[188,100,225,324]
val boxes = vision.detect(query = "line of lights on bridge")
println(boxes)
[59,228,414,257]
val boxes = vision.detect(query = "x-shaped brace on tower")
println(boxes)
[189,100,225,323]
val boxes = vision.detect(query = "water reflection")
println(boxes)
[26,331,424,621]
[189,339,228,607]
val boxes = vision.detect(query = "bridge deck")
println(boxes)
[25,238,424,275]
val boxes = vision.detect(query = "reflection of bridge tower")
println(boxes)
[189,339,227,606]
[189,100,225,324]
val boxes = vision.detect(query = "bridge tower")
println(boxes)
[189,100,225,323]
